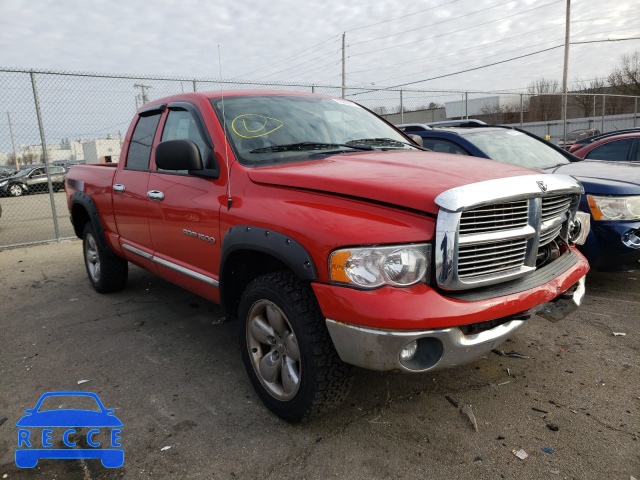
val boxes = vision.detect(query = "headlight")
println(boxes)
[0,180,7,187]
[569,211,591,245]
[587,195,640,221]
[330,243,431,289]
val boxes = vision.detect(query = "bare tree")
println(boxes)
[372,106,388,115]
[607,51,640,96]
[527,78,561,121]
[21,152,43,166]
[478,104,520,124]
[572,77,605,117]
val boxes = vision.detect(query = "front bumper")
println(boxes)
[326,275,586,372]
[579,220,640,271]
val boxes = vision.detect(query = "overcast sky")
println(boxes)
[1,0,639,93]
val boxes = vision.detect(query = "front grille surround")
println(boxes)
[434,175,583,291]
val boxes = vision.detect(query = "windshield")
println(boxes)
[566,131,587,141]
[462,129,569,169]
[13,169,31,178]
[210,94,414,165]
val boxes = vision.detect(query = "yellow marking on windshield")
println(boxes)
[232,114,284,138]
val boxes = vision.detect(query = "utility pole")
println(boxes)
[341,32,346,99]
[561,0,571,144]
[134,83,152,106]
[7,112,18,171]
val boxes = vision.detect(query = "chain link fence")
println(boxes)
[1,67,638,249]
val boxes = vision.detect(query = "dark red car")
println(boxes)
[571,132,640,163]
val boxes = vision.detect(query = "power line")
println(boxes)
[375,39,566,85]
[348,24,562,76]
[256,46,341,80]
[365,27,640,85]
[286,59,342,81]
[349,45,565,95]
[236,35,339,78]
[348,0,564,58]
[350,35,640,94]
[572,36,640,45]
[349,0,515,47]
[346,0,463,33]
[234,1,466,79]
[346,14,640,78]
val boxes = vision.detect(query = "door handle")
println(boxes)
[113,184,125,193]
[147,190,165,201]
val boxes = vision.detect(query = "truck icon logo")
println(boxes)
[15,391,123,468]
[537,180,548,193]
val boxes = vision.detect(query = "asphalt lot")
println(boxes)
[0,240,638,479]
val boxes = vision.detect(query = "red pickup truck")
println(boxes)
[66,91,590,422]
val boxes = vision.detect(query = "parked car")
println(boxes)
[0,165,18,179]
[0,165,67,197]
[557,128,601,150]
[570,131,640,163]
[568,128,640,153]
[397,121,640,271]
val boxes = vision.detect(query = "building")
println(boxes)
[444,95,523,119]
[82,137,121,164]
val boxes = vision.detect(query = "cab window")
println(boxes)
[159,110,207,173]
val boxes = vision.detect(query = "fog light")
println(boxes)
[399,340,418,362]
[622,231,640,249]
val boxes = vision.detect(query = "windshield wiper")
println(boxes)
[250,142,374,154]
[347,138,429,151]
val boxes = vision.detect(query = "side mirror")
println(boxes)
[155,139,203,171]
[408,134,423,147]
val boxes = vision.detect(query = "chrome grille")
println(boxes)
[460,200,528,234]
[540,195,572,246]
[540,224,563,245]
[542,195,572,222]
[458,238,528,278]
[434,174,583,291]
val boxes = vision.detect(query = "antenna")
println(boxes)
[218,45,232,210]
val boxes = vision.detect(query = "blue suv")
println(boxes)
[397,121,640,271]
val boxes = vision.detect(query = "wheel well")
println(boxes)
[71,203,91,239]
[220,249,293,318]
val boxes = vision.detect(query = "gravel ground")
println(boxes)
[0,240,638,479]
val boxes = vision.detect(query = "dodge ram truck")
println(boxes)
[65,91,590,422]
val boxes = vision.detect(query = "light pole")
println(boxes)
[7,112,18,170]
[561,0,571,144]
[134,84,152,107]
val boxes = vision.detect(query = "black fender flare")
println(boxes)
[69,191,109,251]
[220,225,318,281]
[219,225,318,314]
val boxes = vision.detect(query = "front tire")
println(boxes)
[239,271,352,422]
[8,184,24,197]
[82,222,128,293]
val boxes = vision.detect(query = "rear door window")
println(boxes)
[126,114,162,171]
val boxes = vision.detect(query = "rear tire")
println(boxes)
[82,222,128,293]
[239,271,352,422]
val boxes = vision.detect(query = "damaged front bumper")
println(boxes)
[326,275,586,373]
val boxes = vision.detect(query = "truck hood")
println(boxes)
[544,160,640,195]
[248,151,540,214]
